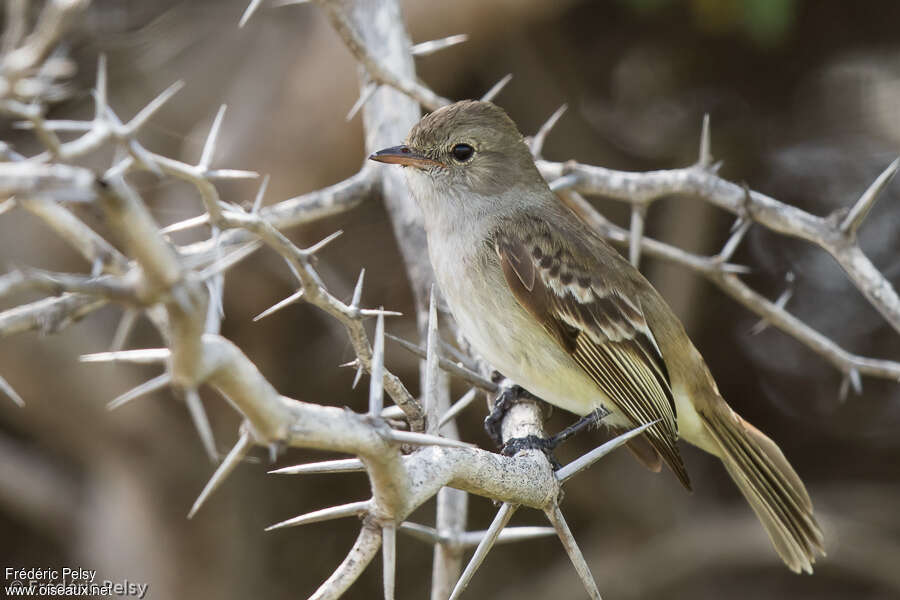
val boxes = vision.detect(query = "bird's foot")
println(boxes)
[484,383,537,448]
[498,407,611,471]
[551,407,610,446]
[501,434,563,469]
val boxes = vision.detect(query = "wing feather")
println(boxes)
[496,231,691,489]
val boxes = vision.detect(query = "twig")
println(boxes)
[315,0,450,111]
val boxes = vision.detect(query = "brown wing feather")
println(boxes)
[496,232,691,489]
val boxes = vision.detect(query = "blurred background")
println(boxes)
[1,0,899,598]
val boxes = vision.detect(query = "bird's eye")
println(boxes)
[451,143,474,162]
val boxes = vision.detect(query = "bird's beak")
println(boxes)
[369,145,443,169]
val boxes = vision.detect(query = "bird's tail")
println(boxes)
[700,407,825,573]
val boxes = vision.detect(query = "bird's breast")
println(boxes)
[428,235,611,418]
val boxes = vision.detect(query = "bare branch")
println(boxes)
[315,0,450,111]
[539,158,900,336]
[386,333,498,392]
[560,191,900,383]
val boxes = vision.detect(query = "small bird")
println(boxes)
[370,100,824,573]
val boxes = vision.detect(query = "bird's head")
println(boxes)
[370,100,545,225]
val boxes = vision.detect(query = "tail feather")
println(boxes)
[701,409,824,573]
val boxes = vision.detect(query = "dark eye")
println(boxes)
[451,143,474,162]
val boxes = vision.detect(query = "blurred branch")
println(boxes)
[0,0,88,107]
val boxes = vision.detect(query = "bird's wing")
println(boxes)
[495,229,690,489]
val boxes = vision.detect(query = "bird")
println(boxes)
[369,99,824,573]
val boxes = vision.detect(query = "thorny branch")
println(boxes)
[3,0,900,599]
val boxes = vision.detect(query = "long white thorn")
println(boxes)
[411,34,468,56]
[239,0,264,27]
[95,54,107,120]
[382,522,396,600]
[628,205,646,268]
[269,458,365,475]
[128,80,186,133]
[252,174,270,214]
[398,522,445,545]
[544,504,601,600]
[384,430,474,449]
[0,197,16,216]
[346,82,377,122]
[437,387,478,429]
[265,500,370,531]
[107,373,172,411]
[750,271,795,335]
[718,217,752,262]
[448,502,518,600]
[160,214,211,235]
[110,308,139,352]
[199,104,227,170]
[698,113,712,168]
[480,74,512,102]
[839,367,863,402]
[197,240,261,280]
[0,375,24,407]
[424,286,440,432]
[253,289,304,321]
[185,388,218,464]
[531,103,567,160]
[188,429,252,519]
[352,364,364,389]
[80,348,170,364]
[368,312,385,416]
[304,230,343,254]
[556,421,656,483]
[840,157,900,235]
[461,526,557,547]
[351,268,366,308]
[206,168,259,180]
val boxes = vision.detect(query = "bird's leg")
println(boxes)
[499,407,611,470]
[548,406,610,447]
